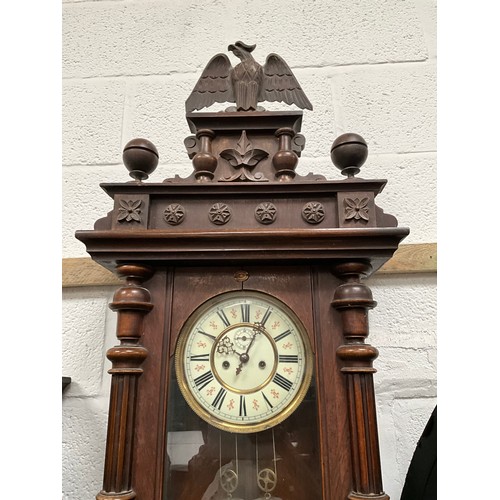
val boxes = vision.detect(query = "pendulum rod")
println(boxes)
[220,433,240,499]
[256,429,278,500]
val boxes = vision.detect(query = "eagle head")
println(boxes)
[228,41,256,60]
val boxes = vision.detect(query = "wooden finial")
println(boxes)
[123,138,159,181]
[330,133,368,178]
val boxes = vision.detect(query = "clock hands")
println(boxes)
[235,324,265,376]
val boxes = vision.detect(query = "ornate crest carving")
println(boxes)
[220,131,269,182]
[185,42,312,112]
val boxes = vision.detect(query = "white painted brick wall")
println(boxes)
[62,0,436,498]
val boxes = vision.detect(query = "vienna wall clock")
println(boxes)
[76,42,409,500]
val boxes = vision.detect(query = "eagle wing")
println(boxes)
[185,54,234,112]
[260,53,313,110]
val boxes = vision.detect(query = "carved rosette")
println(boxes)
[302,202,325,224]
[255,202,277,224]
[164,203,186,226]
[117,199,142,223]
[208,203,232,225]
[344,197,369,222]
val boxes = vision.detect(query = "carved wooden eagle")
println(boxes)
[185,41,313,112]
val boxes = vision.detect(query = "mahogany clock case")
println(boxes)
[75,46,409,499]
[131,265,350,499]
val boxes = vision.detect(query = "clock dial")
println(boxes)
[175,291,313,433]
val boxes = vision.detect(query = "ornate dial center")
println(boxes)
[212,323,278,394]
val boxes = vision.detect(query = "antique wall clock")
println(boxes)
[76,42,409,500]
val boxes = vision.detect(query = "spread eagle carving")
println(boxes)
[185,41,313,112]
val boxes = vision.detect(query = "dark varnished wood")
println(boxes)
[75,68,408,497]
[97,264,154,500]
[129,270,171,499]
[332,261,389,500]
[312,268,352,497]
[167,267,326,499]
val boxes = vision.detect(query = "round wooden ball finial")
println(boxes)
[122,138,159,181]
[330,133,368,178]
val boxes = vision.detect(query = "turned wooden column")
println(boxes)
[97,264,154,500]
[192,128,217,182]
[332,261,389,500]
[273,127,298,181]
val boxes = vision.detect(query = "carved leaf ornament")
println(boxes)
[344,197,369,221]
[220,131,269,181]
[117,199,142,222]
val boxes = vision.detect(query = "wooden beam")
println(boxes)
[62,243,436,288]
[63,257,120,288]
[378,242,437,274]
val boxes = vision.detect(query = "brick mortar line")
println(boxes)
[62,58,435,82]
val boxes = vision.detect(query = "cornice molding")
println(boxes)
[62,242,436,288]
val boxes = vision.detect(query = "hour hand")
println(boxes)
[216,336,241,356]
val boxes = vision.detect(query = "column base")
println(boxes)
[96,490,136,500]
[348,492,389,500]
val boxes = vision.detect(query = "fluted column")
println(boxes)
[97,264,154,500]
[332,261,389,500]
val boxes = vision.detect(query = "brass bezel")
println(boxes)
[174,290,314,434]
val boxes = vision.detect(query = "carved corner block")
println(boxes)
[112,194,150,230]
[337,192,376,228]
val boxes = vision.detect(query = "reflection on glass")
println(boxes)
[164,364,322,499]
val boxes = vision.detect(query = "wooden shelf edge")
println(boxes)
[62,242,436,288]
[378,242,437,275]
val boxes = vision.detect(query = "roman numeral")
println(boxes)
[190,354,210,362]
[217,309,230,327]
[193,370,214,390]
[262,391,273,409]
[261,307,272,326]
[239,395,247,417]
[273,373,293,392]
[274,329,292,342]
[198,330,216,341]
[212,388,227,410]
[278,354,299,363]
[241,303,250,323]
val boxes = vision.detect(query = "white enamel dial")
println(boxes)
[175,291,313,433]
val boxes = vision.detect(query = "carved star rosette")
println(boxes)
[302,201,325,224]
[208,203,232,225]
[164,203,186,226]
[255,202,277,225]
[220,131,269,182]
